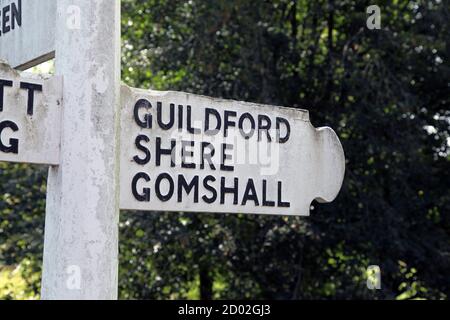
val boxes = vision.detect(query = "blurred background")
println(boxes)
[0,0,449,299]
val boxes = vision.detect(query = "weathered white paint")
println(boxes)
[41,0,120,299]
[0,60,61,164]
[120,87,345,216]
[0,0,56,70]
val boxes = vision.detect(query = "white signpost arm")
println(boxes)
[41,0,121,299]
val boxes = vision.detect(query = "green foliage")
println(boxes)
[0,163,46,299]
[1,0,449,299]
[118,0,450,299]
[0,259,40,300]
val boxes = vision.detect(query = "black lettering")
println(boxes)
[181,140,195,169]
[187,105,201,134]
[238,112,255,139]
[20,82,42,116]
[133,99,152,128]
[262,180,275,207]
[205,108,221,135]
[157,102,175,130]
[202,175,217,204]
[133,135,151,165]
[11,0,21,30]
[276,117,290,143]
[178,175,199,203]
[242,179,259,206]
[258,115,272,142]
[201,142,216,170]
[224,110,236,137]
[156,137,176,167]
[277,181,290,207]
[220,177,239,205]
[131,172,150,202]
[221,143,234,171]
[0,79,13,112]
[0,120,19,154]
[2,5,10,34]
[155,173,174,202]
[178,104,183,130]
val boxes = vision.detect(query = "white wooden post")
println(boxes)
[41,0,121,299]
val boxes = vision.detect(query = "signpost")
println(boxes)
[120,87,345,216]
[0,60,62,164]
[0,0,56,70]
[0,0,345,299]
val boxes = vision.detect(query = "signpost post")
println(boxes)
[0,0,345,300]
[40,0,121,299]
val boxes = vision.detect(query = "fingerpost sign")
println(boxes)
[0,0,345,300]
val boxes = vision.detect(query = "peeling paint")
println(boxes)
[41,0,120,300]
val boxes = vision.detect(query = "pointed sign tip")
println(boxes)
[313,126,346,204]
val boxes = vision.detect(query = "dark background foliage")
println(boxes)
[1,0,449,299]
